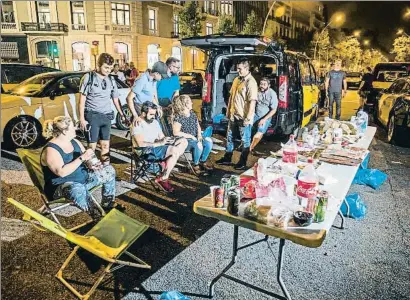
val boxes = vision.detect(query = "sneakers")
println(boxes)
[192,164,202,176]
[155,177,175,192]
[199,161,213,172]
[216,153,233,166]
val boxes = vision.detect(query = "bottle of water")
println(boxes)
[312,125,320,144]
[356,109,369,135]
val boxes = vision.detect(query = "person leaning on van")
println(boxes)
[325,59,347,120]
[79,53,127,165]
[216,58,258,170]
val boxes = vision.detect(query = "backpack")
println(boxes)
[85,71,117,95]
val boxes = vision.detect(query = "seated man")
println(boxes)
[250,77,278,153]
[131,101,188,192]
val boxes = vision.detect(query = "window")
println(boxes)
[56,76,82,95]
[149,8,158,35]
[71,1,85,29]
[1,1,15,23]
[206,22,213,35]
[173,14,179,35]
[204,0,209,11]
[220,1,232,15]
[299,59,312,85]
[391,80,406,94]
[36,1,51,24]
[111,3,130,26]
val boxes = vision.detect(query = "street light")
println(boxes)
[262,1,277,36]
[314,12,345,61]
[262,2,286,36]
[353,30,361,37]
[404,8,410,19]
[363,40,370,46]
[397,28,410,38]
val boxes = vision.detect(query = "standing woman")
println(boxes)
[41,116,118,219]
[172,95,213,175]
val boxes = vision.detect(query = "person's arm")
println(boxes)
[325,76,330,94]
[261,93,278,124]
[44,147,93,178]
[197,119,203,142]
[172,121,196,140]
[133,134,166,148]
[342,73,347,97]
[244,80,258,126]
[78,73,90,130]
[111,79,125,120]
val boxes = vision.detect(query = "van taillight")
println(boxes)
[202,73,212,103]
[278,75,288,108]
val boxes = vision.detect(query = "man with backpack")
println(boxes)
[79,53,127,165]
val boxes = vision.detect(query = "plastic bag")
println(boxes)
[359,153,370,169]
[353,169,387,190]
[340,193,367,220]
[212,114,226,124]
[158,291,190,300]
[202,126,213,138]
[267,206,293,229]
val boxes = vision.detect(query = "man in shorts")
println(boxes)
[79,53,127,164]
[250,78,278,153]
[131,101,187,192]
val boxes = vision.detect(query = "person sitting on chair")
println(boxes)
[41,116,118,220]
[131,101,188,192]
[171,95,213,176]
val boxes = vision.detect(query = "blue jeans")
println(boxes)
[226,119,252,153]
[329,92,342,120]
[53,165,116,212]
[186,138,213,164]
[253,115,272,134]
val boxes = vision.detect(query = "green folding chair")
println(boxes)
[17,148,105,231]
[8,198,151,300]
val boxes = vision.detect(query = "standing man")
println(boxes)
[358,66,374,111]
[126,63,169,126]
[325,59,347,120]
[216,58,258,170]
[111,63,126,83]
[250,78,278,153]
[79,53,127,165]
[126,62,139,87]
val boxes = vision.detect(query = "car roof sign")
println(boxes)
[181,34,267,50]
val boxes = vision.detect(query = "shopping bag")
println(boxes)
[158,291,190,300]
[353,169,387,190]
[340,193,367,220]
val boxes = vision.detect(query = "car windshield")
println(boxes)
[376,70,408,82]
[7,74,56,96]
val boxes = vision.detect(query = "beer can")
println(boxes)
[227,187,240,215]
[230,175,240,187]
[215,187,225,208]
[220,176,231,207]
[314,190,329,222]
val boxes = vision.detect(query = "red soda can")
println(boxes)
[215,187,225,208]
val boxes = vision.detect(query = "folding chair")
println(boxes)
[17,148,105,231]
[8,198,151,300]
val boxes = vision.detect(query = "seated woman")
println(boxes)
[40,116,117,220]
[172,95,213,175]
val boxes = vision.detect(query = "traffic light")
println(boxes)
[48,42,59,57]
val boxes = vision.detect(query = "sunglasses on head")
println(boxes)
[102,79,107,90]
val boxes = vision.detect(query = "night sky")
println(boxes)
[324,1,410,55]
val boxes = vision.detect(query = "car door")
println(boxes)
[299,59,315,127]
[380,80,406,126]
[42,75,82,122]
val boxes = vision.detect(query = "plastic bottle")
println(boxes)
[312,125,320,144]
[296,158,319,208]
[356,109,369,135]
[282,134,298,164]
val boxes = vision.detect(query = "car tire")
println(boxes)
[115,104,132,130]
[4,116,44,149]
[387,114,410,147]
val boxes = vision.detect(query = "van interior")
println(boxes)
[212,54,278,118]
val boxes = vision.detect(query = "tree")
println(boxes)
[331,36,362,71]
[178,1,202,38]
[216,14,237,34]
[362,49,388,69]
[391,36,410,62]
[241,11,261,35]
[310,29,331,60]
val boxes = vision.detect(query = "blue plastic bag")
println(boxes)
[340,193,367,220]
[158,291,190,300]
[213,113,226,124]
[353,169,388,190]
[202,126,213,138]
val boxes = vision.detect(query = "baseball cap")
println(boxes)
[152,61,170,79]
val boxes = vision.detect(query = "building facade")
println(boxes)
[0,0,233,72]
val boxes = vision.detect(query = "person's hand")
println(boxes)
[79,118,88,131]
[190,135,197,141]
[90,160,103,171]
[243,118,252,126]
[156,106,163,118]
[81,149,94,161]
[258,118,266,128]
[342,90,347,98]
[121,115,130,126]
[132,115,143,127]
[164,137,175,145]
[198,136,203,142]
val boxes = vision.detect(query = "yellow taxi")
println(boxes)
[1,72,130,149]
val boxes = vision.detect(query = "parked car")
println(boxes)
[1,71,130,149]
[386,88,410,147]
[367,62,410,110]
[181,35,320,136]
[1,63,60,92]
[346,72,362,90]
[179,71,204,95]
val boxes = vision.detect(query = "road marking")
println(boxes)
[1,217,32,242]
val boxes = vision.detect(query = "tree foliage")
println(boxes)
[216,14,237,34]
[178,1,202,38]
[330,37,362,71]
[310,29,331,59]
[391,36,410,62]
[362,49,388,69]
[241,11,261,35]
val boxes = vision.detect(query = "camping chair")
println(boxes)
[17,148,105,231]
[8,198,150,300]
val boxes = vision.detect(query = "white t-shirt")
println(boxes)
[131,119,163,147]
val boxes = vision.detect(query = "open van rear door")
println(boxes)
[180,34,267,51]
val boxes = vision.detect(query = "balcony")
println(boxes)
[71,24,86,31]
[202,7,219,16]
[149,29,159,36]
[2,22,18,31]
[21,22,68,32]
[112,24,131,33]
[171,31,179,38]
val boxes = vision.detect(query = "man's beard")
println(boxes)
[145,118,154,124]
[260,88,268,92]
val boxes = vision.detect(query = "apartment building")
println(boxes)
[0,0,233,72]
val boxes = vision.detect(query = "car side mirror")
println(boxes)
[49,90,57,100]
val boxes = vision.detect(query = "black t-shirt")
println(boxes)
[174,111,199,137]
[361,73,374,91]
[124,69,131,77]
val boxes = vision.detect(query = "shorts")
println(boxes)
[145,145,169,161]
[84,110,112,143]
[253,115,272,134]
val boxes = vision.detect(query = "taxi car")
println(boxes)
[1,72,130,149]
[346,72,362,90]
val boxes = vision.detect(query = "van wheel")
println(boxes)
[116,104,131,130]
[4,116,43,149]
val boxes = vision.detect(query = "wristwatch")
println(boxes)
[79,156,84,162]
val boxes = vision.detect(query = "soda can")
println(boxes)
[319,190,329,209]
[314,190,329,222]
[210,185,218,206]
[230,175,240,187]
[220,176,231,207]
[215,187,225,208]
[227,187,240,215]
